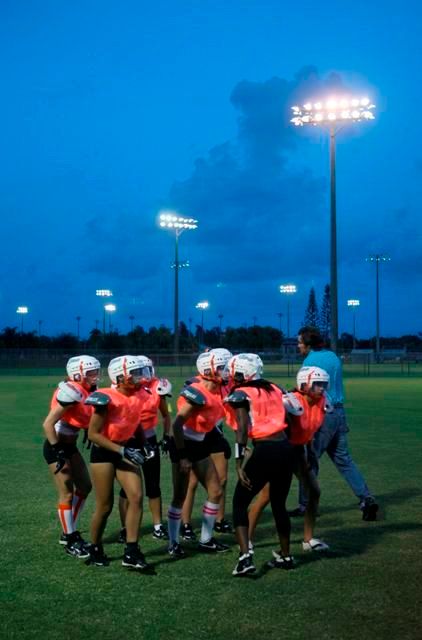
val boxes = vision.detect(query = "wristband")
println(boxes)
[235,442,246,461]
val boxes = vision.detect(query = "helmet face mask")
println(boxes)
[196,348,233,383]
[296,367,330,395]
[108,355,148,388]
[66,356,101,387]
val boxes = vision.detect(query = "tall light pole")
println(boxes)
[76,316,81,340]
[366,255,390,361]
[104,303,116,333]
[279,284,297,339]
[129,315,135,332]
[159,211,198,359]
[347,299,360,347]
[291,96,376,352]
[16,306,28,334]
[96,289,113,334]
[277,312,283,334]
[196,301,209,346]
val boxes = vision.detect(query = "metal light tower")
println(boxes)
[291,96,376,352]
[279,284,297,339]
[16,306,28,334]
[347,299,360,347]
[96,289,113,334]
[196,301,209,346]
[159,211,198,359]
[104,303,116,333]
[366,255,390,361]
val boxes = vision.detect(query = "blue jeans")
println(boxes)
[299,407,372,507]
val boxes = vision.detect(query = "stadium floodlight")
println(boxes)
[104,303,116,333]
[195,301,209,345]
[279,284,297,338]
[96,289,113,333]
[291,94,376,352]
[347,299,360,347]
[159,210,198,360]
[366,255,390,361]
[16,306,29,334]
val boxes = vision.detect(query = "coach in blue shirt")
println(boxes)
[291,326,378,521]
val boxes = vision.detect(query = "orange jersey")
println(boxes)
[177,380,225,434]
[237,383,287,440]
[51,382,92,430]
[95,387,145,443]
[288,392,325,445]
[139,380,161,430]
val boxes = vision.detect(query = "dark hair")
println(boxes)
[233,378,275,394]
[298,326,325,351]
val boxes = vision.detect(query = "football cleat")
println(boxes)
[232,553,256,576]
[302,538,330,552]
[268,550,296,570]
[180,523,197,541]
[213,518,233,534]
[168,543,186,559]
[122,546,150,571]
[64,531,90,559]
[86,544,109,567]
[152,524,169,540]
[361,497,379,521]
[59,533,69,545]
[198,537,230,553]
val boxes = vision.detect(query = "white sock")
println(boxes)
[200,501,219,543]
[167,505,182,545]
[72,491,87,528]
[58,503,75,535]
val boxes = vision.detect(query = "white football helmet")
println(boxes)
[196,349,232,381]
[108,355,149,385]
[138,355,155,378]
[296,366,330,391]
[227,353,264,383]
[66,355,101,383]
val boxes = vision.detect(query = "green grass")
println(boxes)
[1,369,421,640]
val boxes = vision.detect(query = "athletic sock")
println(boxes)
[72,490,87,527]
[58,503,75,535]
[167,505,182,545]
[200,501,219,543]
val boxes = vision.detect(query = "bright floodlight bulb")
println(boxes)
[360,97,370,106]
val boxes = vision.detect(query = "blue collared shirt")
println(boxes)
[303,349,344,404]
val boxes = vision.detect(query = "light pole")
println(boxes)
[159,211,198,359]
[279,284,297,339]
[196,301,209,346]
[38,320,43,337]
[366,255,390,361]
[277,312,283,334]
[76,316,81,340]
[129,315,135,332]
[347,299,360,347]
[104,303,116,333]
[16,306,28,334]
[291,96,376,352]
[96,289,113,334]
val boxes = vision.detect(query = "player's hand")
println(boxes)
[52,444,67,475]
[122,447,145,467]
[237,467,252,490]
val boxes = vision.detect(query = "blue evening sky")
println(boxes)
[1,0,421,338]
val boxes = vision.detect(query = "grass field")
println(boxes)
[1,367,421,640]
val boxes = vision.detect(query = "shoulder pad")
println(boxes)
[323,392,334,413]
[180,386,206,406]
[156,378,172,396]
[85,391,111,407]
[282,391,304,416]
[224,390,249,405]
[57,381,84,404]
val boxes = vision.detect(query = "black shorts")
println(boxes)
[169,437,210,464]
[43,439,79,465]
[205,426,232,459]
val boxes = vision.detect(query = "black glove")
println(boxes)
[52,444,67,475]
[160,435,171,456]
[121,447,145,467]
